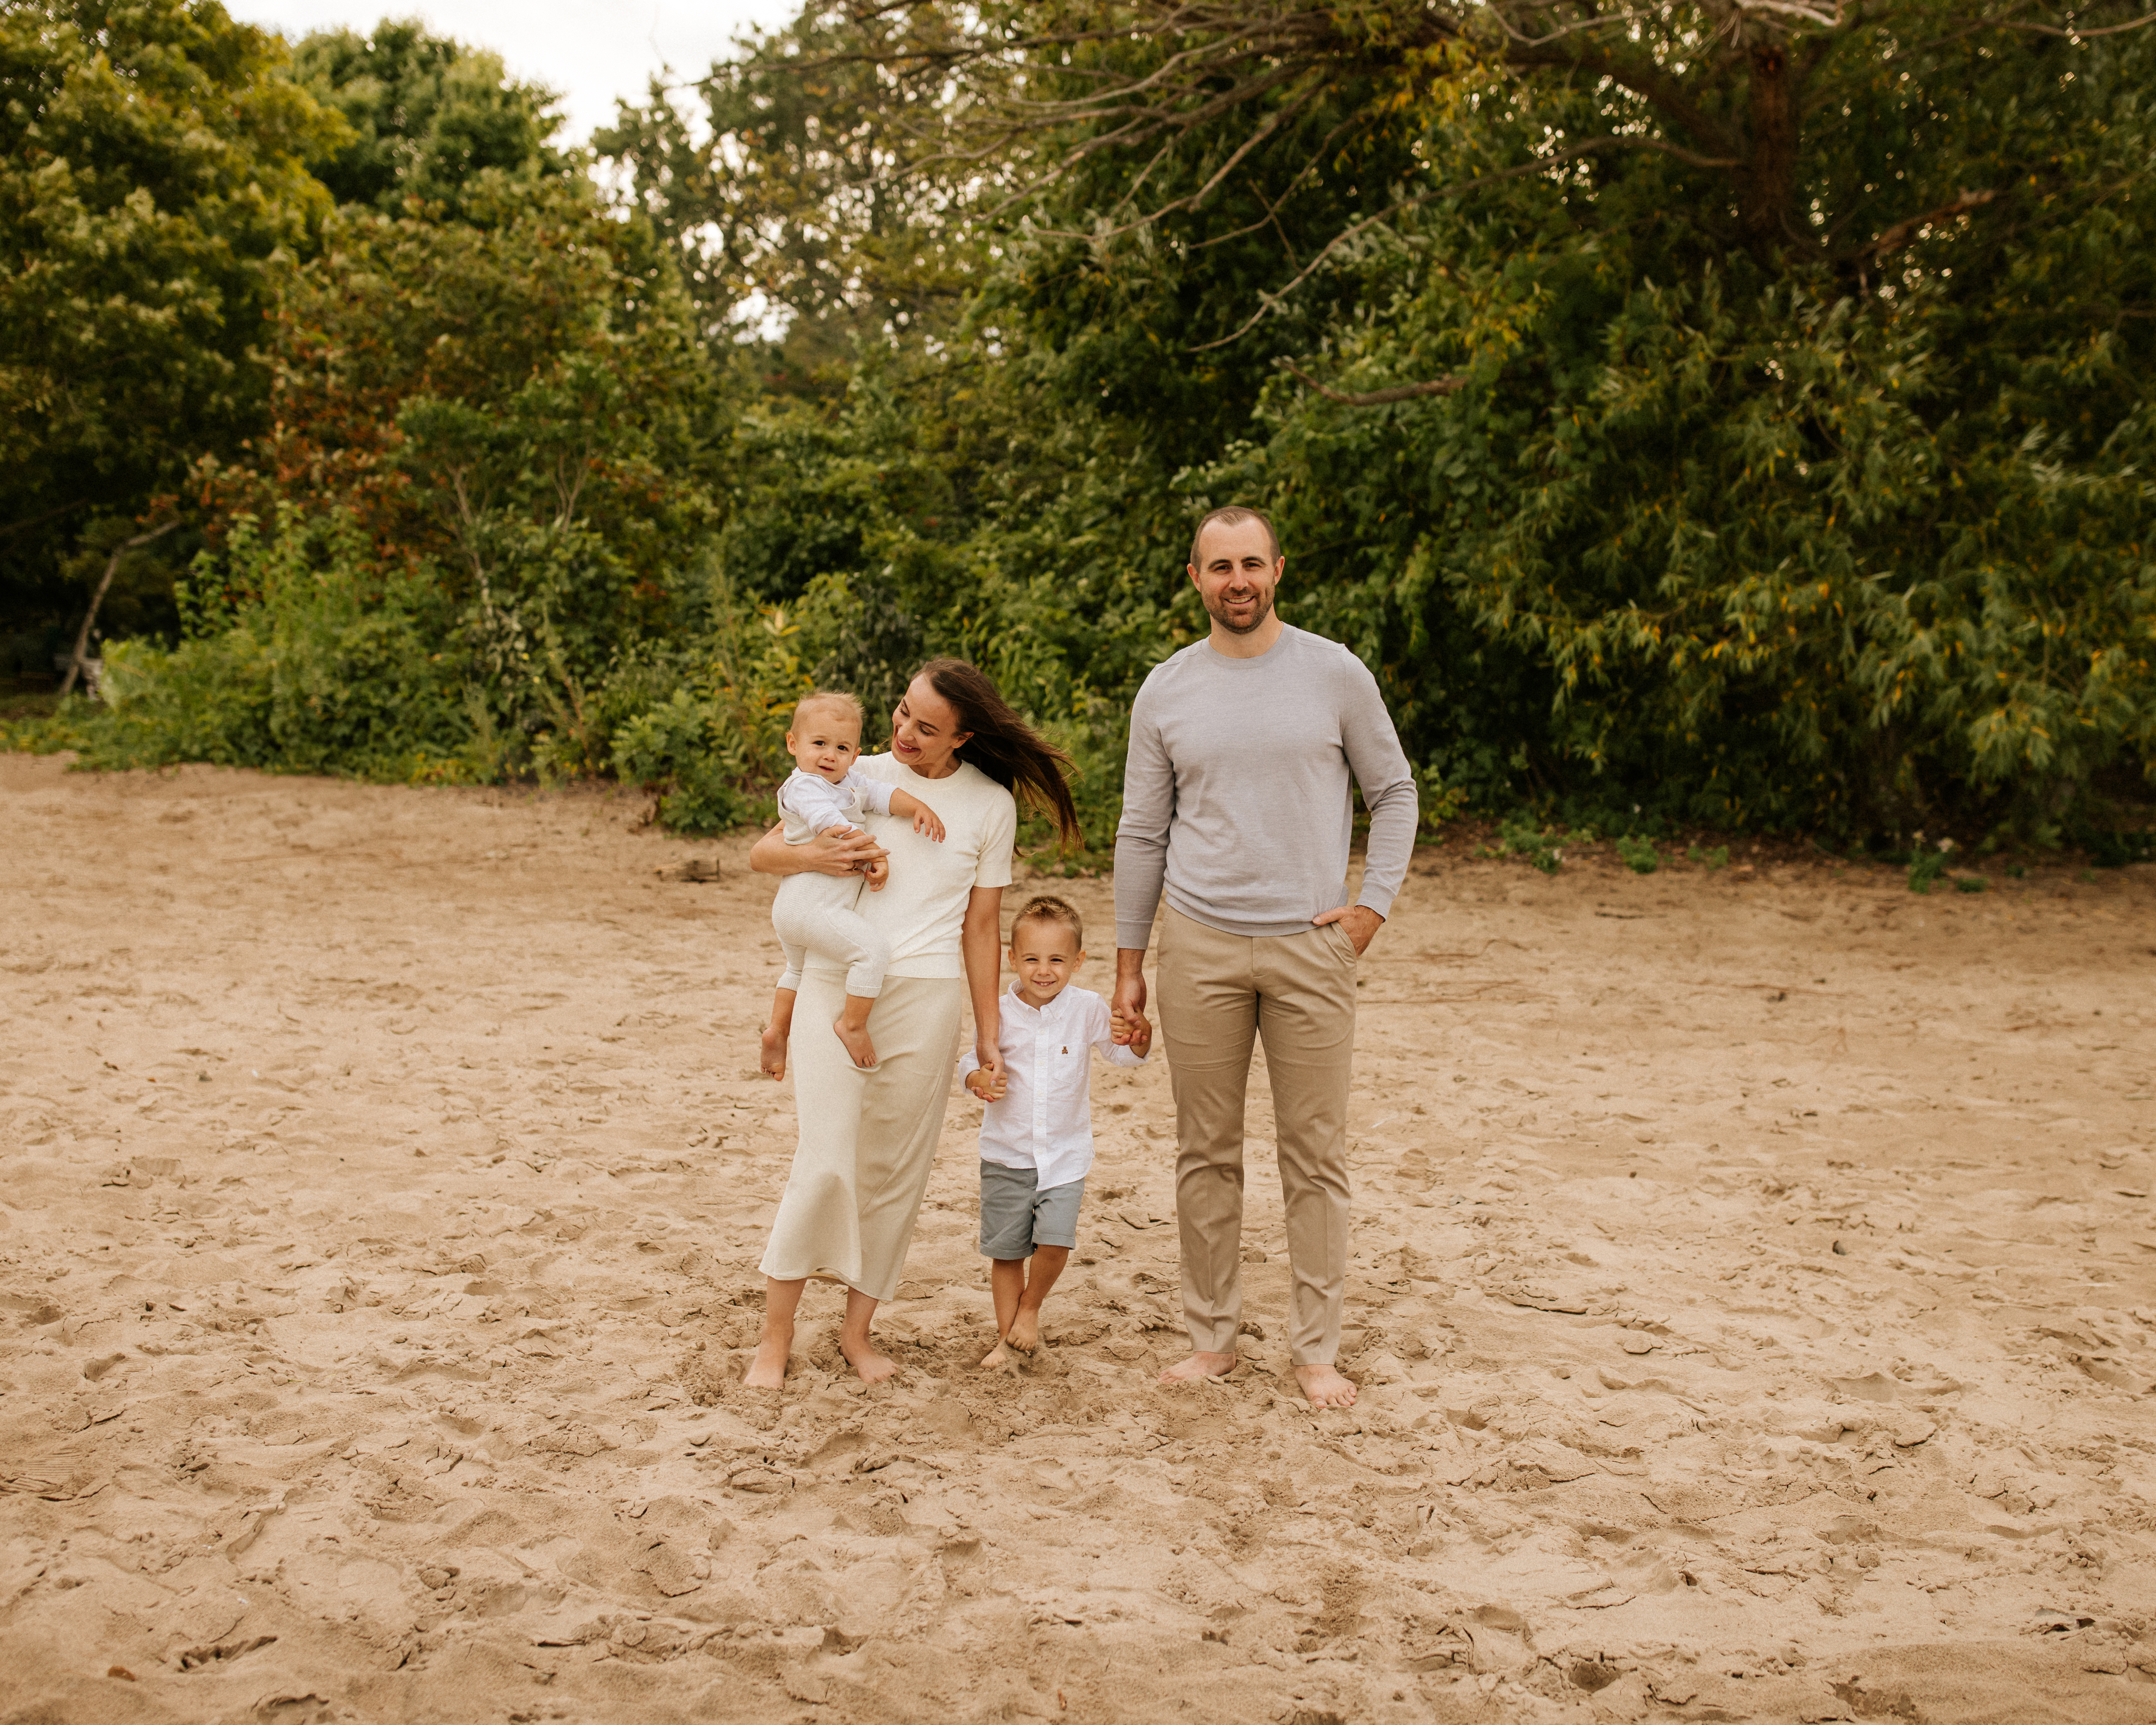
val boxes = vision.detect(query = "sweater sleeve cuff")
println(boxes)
[1355,884,1398,920]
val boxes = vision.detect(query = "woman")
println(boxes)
[745,659,1081,1386]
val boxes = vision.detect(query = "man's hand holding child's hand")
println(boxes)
[965,1063,1007,1102]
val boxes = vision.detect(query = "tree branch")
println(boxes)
[1277,358,1465,405]
[1191,135,1740,351]
[1861,187,2000,257]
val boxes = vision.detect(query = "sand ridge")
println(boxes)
[1,752,2153,1723]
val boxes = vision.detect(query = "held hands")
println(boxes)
[862,855,890,892]
[1311,903,1384,956]
[1109,955,1152,1059]
[964,1061,1007,1103]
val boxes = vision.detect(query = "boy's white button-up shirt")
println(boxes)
[958,983,1145,1191]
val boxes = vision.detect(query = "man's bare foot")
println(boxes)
[1006,1310,1041,1354]
[978,1338,1012,1370]
[744,1327,791,1390]
[833,1016,878,1069]
[1158,1350,1236,1385]
[759,1022,787,1081]
[1294,1363,1358,1408]
[840,1334,897,1384]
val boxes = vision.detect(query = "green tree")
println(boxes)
[293,17,567,216]
[0,0,340,674]
[597,4,996,377]
[881,0,2156,838]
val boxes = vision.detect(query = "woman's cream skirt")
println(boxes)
[758,970,964,1302]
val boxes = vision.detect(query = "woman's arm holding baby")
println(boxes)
[747,822,887,878]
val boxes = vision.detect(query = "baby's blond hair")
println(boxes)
[791,689,865,731]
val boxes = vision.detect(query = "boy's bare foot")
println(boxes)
[744,1326,791,1390]
[1006,1310,1041,1354]
[1158,1350,1236,1385]
[840,1334,897,1384]
[759,1023,787,1081]
[978,1338,1012,1370]
[833,1016,878,1069]
[1294,1363,1358,1409]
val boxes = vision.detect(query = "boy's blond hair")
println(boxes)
[791,689,865,731]
[1010,894,1083,949]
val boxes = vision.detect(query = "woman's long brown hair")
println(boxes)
[919,658,1082,848]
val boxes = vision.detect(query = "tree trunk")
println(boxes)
[1740,42,1799,256]
[59,520,177,699]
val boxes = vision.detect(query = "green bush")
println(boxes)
[1615,835,1660,876]
[75,510,467,780]
[610,688,757,834]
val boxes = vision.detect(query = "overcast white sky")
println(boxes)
[232,1,797,141]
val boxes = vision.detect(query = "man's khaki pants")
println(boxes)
[1156,906,1358,1367]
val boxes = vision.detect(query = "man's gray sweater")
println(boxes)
[1113,626,1420,949]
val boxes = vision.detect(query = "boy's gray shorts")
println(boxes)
[978,1162,1085,1259]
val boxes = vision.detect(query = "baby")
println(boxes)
[961,894,1146,1367]
[761,691,943,1076]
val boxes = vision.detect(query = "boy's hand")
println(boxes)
[1109,1008,1150,1058]
[912,804,946,843]
[862,855,890,891]
[965,1065,1006,1102]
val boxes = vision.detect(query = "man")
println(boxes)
[1112,506,1418,1409]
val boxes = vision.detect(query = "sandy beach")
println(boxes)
[2,750,2152,1724]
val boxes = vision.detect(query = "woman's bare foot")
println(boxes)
[839,1334,897,1383]
[1294,1363,1357,1408]
[978,1337,1012,1370]
[759,1022,787,1081]
[1006,1310,1041,1354]
[1158,1350,1236,1385]
[833,1016,878,1069]
[744,1324,791,1390]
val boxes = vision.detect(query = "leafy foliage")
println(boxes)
[293,18,566,215]
[7,0,2152,857]
[0,0,340,666]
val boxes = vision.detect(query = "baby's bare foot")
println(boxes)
[744,1327,791,1390]
[759,1023,787,1081]
[1158,1350,1236,1385]
[1293,1363,1358,1409]
[833,1016,878,1069]
[840,1335,897,1384]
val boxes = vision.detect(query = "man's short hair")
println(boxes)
[1189,505,1281,571]
[1010,894,1083,949]
[791,690,865,731]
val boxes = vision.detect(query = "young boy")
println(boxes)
[761,691,944,1078]
[960,894,1146,1366]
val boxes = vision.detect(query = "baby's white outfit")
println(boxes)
[771,767,895,997]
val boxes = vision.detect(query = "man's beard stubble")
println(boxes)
[1206,588,1274,636]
